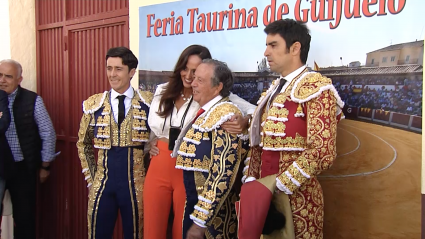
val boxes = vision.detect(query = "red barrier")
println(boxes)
[411,116,422,129]
[391,113,410,126]
[340,106,421,132]
[343,106,358,118]
[374,109,391,121]
[358,108,373,118]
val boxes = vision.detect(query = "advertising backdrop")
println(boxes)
[131,0,424,238]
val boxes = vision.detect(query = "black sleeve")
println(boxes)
[0,90,11,134]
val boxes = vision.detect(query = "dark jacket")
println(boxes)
[0,89,13,179]
[12,86,42,172]
[0,89,10,133]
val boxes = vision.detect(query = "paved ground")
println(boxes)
[319,119,421,239]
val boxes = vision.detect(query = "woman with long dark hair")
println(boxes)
[143,45,255,239]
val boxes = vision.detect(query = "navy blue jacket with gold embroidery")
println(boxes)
[176,98,249,230]
[76,89,153,187]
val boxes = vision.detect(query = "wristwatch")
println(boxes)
[41,165,51,171]
[247,114,253,126]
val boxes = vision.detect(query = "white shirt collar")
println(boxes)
[281,65,306,83]
[111,86,134,100]
[201,95,223,112]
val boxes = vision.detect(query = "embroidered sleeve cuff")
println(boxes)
[198,194,213,204]
[85,178,93,186]
[242,157,251,183]
[82,168,93,185]
[276,161,313,194]
[275,178,293,194]
[290,161,311,181]
[190,215,207,228]
[244,176,257,183]
[191,195,216,226]
[190,213,207,227]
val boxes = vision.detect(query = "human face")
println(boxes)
[180,55,202,89]
[264,33,292,76]
[106,57,135,94]
[191,63,223,107]
[0,62,22,94]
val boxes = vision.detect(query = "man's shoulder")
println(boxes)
[0,90,7,99]
[82,91,108,114]
[194,101,243,132]
[135,89,154,107]
[290,71,335,103]
[18,87,39,98]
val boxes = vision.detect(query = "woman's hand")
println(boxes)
[221,114,251,134]
[149,138,159,157]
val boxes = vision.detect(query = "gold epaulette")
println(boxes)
[136,89,154,107]
[82,91,108,114]
[194,101,242,132]
[291,72,344,108]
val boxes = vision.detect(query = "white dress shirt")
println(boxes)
[110,86,134,123]
[276,65,306,95]
[201,95,223,112]
[266,65,307,109]
[148,83,199,140]
[148,83,256,140]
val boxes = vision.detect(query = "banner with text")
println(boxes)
[134,0,423,238]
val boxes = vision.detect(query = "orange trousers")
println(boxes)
[143,140,186,239]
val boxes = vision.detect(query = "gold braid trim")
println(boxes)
[136,89,154,106]
[194,100,243,132]
[76,113,96,186]
[83,92,108,114]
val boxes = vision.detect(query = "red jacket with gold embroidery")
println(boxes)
[244,70,344,194]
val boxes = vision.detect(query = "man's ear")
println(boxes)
[129,68,136,78]
[215,82,223,95]
[290,42,301,56]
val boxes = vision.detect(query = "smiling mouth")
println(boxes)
[184,78,193,84]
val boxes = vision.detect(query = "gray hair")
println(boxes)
[0,59,23,78]
[201,59,233,97]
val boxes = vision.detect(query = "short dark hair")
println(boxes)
[202,59,233,97]
[264,19,311,64]
[105,47,138,71]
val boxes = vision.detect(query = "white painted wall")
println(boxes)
[0,0,11,60]
[9,0,37,92]
[0,1,12,238]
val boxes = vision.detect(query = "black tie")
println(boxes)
[117,95,126,126]
[270,78,286,102]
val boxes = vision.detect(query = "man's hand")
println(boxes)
[186,223,207,239]
[221,114,250,134]
[39,168,50,183]
[149,138,159,157]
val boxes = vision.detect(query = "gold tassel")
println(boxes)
[295,103,305,117]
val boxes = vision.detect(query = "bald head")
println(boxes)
[0,59,23,94]
[0,59,22,78]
